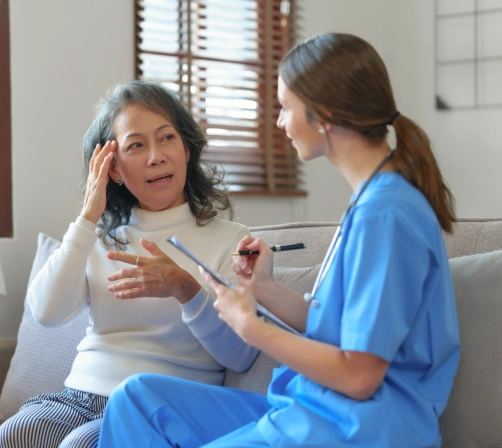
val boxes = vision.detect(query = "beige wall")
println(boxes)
[1,0,501,337]
[287,0,502,222]
[0,0,135,336]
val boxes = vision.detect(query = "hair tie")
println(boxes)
[388,111,400,126]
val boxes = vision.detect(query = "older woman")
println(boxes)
[0,80,258,448]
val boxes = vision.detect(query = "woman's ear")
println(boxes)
[108,157,120,183]
[319,122,333,134]
[184,146,190,164]
[317,107,333,133]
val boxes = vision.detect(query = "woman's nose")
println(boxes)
[277,109,285,129]
[147,144,166,165]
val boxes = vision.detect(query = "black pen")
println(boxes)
[231,243,306,256]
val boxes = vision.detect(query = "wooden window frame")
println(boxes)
[134,0,305,196]
[0,0,13,237]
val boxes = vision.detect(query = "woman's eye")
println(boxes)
[127,142,142,150]
[163,134,175,141]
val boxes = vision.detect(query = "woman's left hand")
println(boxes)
[199,267,260,340]
[107,238,201,304]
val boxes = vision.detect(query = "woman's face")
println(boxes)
[276,76,327,161]
[109,104,190,212]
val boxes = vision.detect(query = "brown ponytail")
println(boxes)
[391,115,455,232]
[280,33,455,232]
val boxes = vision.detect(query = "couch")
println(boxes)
[1,219,502,447]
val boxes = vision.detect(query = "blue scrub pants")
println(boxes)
[97,373,273,448]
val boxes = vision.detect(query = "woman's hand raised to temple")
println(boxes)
[81,140,117,225]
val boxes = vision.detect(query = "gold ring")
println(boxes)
[136,256,140,266]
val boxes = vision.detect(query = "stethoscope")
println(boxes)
[303,147,396,308]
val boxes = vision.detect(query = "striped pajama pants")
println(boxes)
[0,388,108,448]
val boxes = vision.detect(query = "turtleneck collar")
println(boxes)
[127,202,196,232]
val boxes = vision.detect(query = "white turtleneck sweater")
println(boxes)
[27,203,258,397]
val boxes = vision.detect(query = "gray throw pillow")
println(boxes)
[0,233,89,423]
[440,250,502,447]
[223,264,321,394]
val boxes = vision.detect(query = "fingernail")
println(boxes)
[240,261,246,269]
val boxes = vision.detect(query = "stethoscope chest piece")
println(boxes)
[304,293,319,308]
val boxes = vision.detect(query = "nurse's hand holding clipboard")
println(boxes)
[198,266,259,339]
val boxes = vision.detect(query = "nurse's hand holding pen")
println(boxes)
[232,236,310,333]
[231,236,275,292]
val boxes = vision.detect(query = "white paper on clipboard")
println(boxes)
[166,236,300,335]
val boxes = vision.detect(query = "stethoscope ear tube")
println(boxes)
[305,148,396,307]
[346,147,396,215]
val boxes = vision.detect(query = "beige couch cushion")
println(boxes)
[443,218,502,258]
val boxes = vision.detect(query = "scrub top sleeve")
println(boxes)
[340,211,431,362]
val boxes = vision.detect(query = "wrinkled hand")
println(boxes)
[81,140,117,224]
[107,238,200,303]
[199,266,259,339]
[231,236,275,297]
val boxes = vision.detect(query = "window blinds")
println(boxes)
[135,0,305,195]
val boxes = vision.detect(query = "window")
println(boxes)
[135,0,305,195]
[0,0,13,237]
[435,0,502,109]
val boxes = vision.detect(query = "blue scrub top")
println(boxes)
[258,173,460,448]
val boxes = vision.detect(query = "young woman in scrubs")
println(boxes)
[97,33,460,448]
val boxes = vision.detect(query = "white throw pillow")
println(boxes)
[0,233,89,423]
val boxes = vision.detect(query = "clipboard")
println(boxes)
[167,236,300,335]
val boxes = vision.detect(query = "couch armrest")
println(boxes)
[0,337,16,392]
